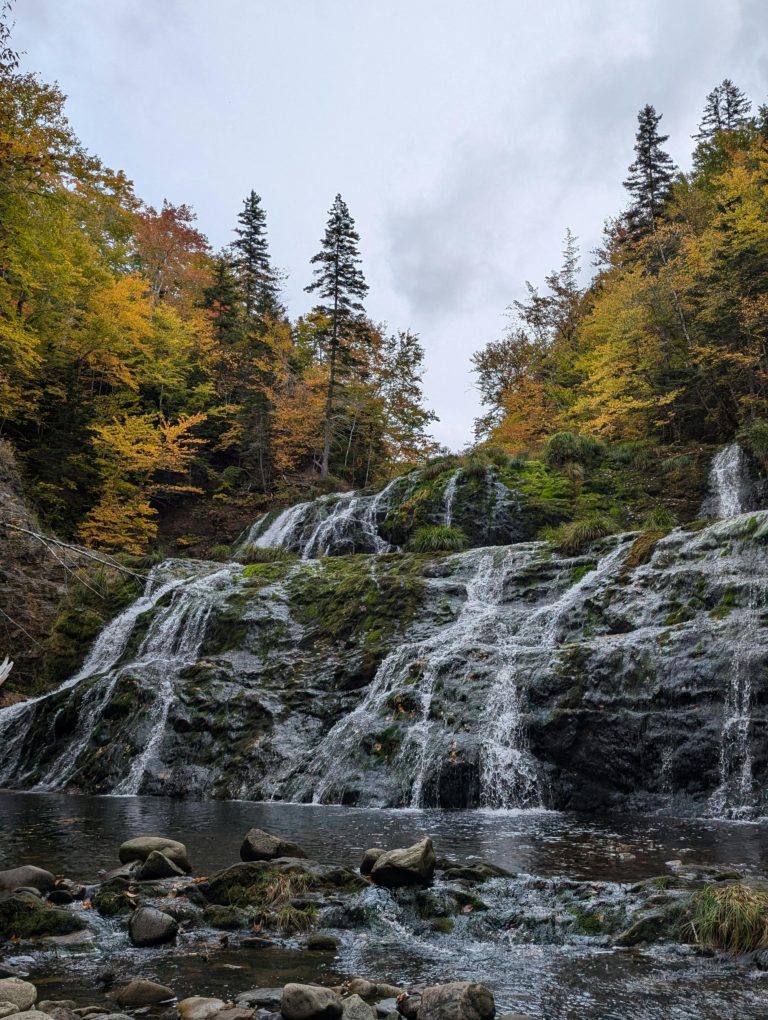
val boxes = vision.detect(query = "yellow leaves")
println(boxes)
[80,411,207,553]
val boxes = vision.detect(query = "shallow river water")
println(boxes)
[2,792,768,1020]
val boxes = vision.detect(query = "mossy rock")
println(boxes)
[203,904,251,929]
[0,892,87,939]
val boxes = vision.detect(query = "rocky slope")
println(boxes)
[2,461,766,816]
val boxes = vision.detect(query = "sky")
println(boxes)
[12,0,768,450]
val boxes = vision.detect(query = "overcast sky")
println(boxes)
[13,0,768,449]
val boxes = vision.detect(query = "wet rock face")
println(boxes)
[3,511,768,817]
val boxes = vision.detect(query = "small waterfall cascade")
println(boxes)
[703,443,753,518]
[479,543,628,809]
[710,561,762,819]
[442,470,461,527]
[238,475,413,558]
[288,547,521,806]
[0,563,191,785]
[0,560,237,791]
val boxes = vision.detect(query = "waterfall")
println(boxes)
[238,475,413,558]
[703,443,753,518]
[0,560,236,791]
[479,543,627,809]
[442,470,460,527]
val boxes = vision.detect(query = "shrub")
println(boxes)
[738,420,768,469]
[548,514,618,555]
[481,446,512,468]
[463,454,491,480]
[688,884,768,954]
[544,431,603,468]
[407,525,467,553]
[240,545,297,564]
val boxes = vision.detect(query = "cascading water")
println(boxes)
[442,470,460,527]
[0,560,237,792]
[238,475,414,558]
[703,442,753,518]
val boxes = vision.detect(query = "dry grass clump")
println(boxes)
[688,884,768,954]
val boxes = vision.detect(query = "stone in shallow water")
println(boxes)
[306,933,339,951]
[0,979,37,1011]
[370,838,436,888]
[240,828,307,862]
[280,984,342,1020]
[118,837,191,873]
[359,849,385,876]
[340,995,375,1020]
[137,851,184,881]
[3,1012,54,1020]
[235,989,283,1010]
[114,980,175,1007]
[177,997,228,1020]
[128,906,179,947]
[418,983,495,1020]
[0,867,54,893]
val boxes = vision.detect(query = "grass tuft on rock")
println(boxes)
[547,514,618,555]
[688,884,768,954]
[240,545,298,564]
[407,525,467,553]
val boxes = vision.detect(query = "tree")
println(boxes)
[695,79,752,141]
[623,105,676,237]
[133,200,211,309]
[305,193,369,477]
[379,330,437,464]
[230,190,282,321]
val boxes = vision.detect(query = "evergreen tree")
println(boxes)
[305,193,369,477]
[230,191,282,320]
[623,104,676,237]
[694,79,752,140]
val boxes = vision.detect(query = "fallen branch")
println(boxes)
[0,518,148,582]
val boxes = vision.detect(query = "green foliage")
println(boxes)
[547,514,618,555]
[738,419,768,469]
[544,431,603,468]
[688,885,768,954]
[407,525,467,553]
[642,506,677,530]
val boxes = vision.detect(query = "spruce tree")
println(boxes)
[305,193,369,477]
[695,79,752,140]
[230,190,282,320]
[623,104,676,237]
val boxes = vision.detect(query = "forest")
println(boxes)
[2,0,768,559]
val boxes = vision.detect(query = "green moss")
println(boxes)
[570,561,597,583]
[547,514,618,555]
[287,554,424,657]
[431,917,455,933]
[665,602,696,626]
[571,908,605,935]
[0,894,87,938]
[710,589,737,619]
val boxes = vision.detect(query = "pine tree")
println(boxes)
[623,105,676,237]
[230,191,282,321]
[694,79,752,140]
[305,193,369,476]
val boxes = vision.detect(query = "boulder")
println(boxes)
[114,980,175,1007]
[128,906,179,947]
[370,838,436,888]
[118,836,191,873]
[0,980,37,1012]
[341,996,375,1020]
[417,983,495,1020]
[373,1000,397,1018]
[235,989,283,1010]
[240,828,307,862]
[38,1003,76,1014]
[359,849,385,877]
[306,933,340,951]
[280,984,342,1020]
[177,997,228,1020]
[397,995,420,1020]
[0,894,86,939]
[0,867,54,893]
[345,981,375,1000]
[3,1012,54,1020]
[137,851,184,881]
[0,1007,20,1020]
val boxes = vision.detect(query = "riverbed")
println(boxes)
[2,792,768,1019]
